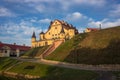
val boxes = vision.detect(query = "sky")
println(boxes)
[0,0,120,46]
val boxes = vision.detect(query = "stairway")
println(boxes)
[41,40,64,59]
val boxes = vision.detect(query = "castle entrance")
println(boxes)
[45,42,48,46]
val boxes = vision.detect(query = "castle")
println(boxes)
[31,19,78,48]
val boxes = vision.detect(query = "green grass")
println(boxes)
[22,46,49,58]
[46,26,120,64]
[46,33,87,61]
[0,58,98,80]
[8,62,98,80]
[113,72,120,80]
[79,26,120,49]
[0,57,19,71]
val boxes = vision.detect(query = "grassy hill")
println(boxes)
[0,57,98,80]
[46,26,120,64]
[22,46,49,58]
[45,33,87,61]
[0,57,19,71]
[8,62,98,80]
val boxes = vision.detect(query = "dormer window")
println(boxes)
[55,22,57,24]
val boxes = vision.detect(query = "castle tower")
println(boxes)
[40,31,44,40]
[31,31,36,42]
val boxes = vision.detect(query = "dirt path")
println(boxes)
[12,58,120,71]
[12,58,119,80]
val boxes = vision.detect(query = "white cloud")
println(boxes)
[66,12,84,21]
[76,0,106,6]
[78,27,86,33]
[5,0,107,13]
[39,18,51,23]
[35,5,46,13]
[24,0,54,3]
[88,19,120,28]
[0,7,15,17]
[109,4,120,18]
[30,19,37,23]
[88,21,102,28]
[0,20,43,46]
[0,36,31,46]
[59,0,106,10]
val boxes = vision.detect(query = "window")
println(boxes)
[55,27,57,29]
[5,50,7,53]
[55,34,57,36]
[49,32,50,35]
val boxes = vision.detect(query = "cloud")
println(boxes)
[88,19,120,28]
[65,12,85,21]
[0,20,43,46]
[35,5,46,13]
[0,7,15,17]
[0,17,54,45]
[59,0,106,10]
[39,18,51,23]
[109,4,120,18]
[76,0,106,6]
[5,0,107,13]
[88,21,102,28]
[0,36,31,46]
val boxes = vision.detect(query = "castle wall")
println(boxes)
[31,20,78,48]
[31,39,54,48]
[44,21,62,39]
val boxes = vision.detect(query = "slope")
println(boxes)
[46,26,120,64]
[22,46,49,58]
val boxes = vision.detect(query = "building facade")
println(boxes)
[31,19,78,48]
[85,28,99,33]
[0,42,30,57]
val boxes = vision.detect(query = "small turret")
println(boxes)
[40,31,44,40]
[31,31,36,42]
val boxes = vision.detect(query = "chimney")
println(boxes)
[14,43,16,45]
[23,44,25,46]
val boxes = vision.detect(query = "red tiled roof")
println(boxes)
[55,19,78,30]
[87,28,99,31]
[0,43,31,51]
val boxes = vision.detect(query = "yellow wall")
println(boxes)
[85,28,92,33]
[31,20,77,48]
[44,20,62,39]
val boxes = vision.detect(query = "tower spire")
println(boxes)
[32,31,36,38]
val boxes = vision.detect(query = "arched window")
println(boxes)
[45,42,48,46]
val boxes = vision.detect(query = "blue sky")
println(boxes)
[0,0,120,46]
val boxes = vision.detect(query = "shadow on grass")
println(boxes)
[38,66,98,80]
[64,39,120,64]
